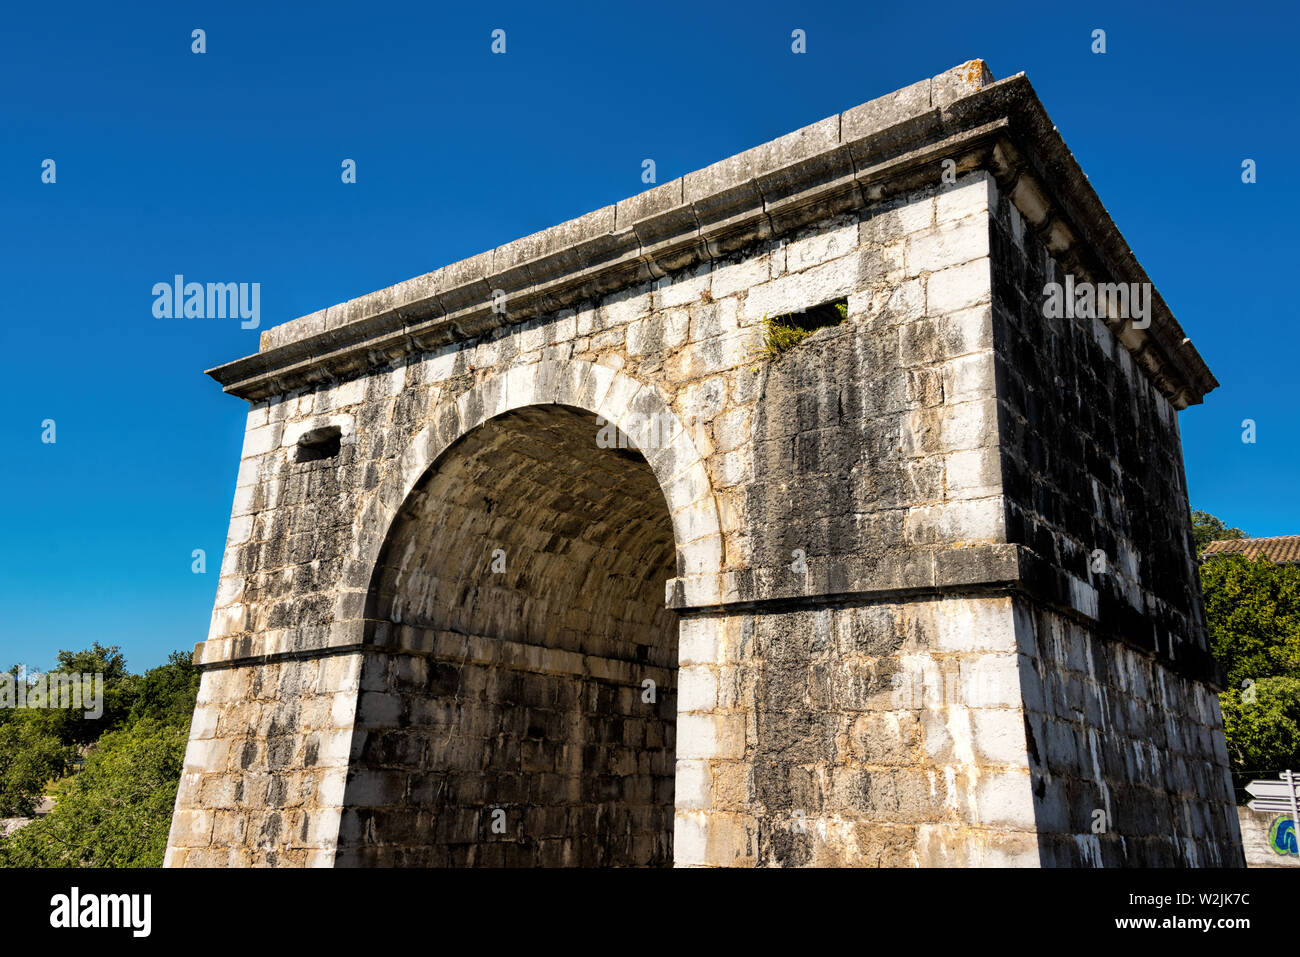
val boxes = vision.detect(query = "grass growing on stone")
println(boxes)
[762,300,848,359]
[761,316,814,356]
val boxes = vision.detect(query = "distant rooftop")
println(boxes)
[1203,536,1300,564]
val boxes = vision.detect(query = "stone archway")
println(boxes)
[170,66,1243,869]
[334,361,723,866]
[331,360,725,644]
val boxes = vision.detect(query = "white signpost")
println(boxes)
[1246,770,1300,856]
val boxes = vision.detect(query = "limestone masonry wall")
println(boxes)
[676,596,1037,867]
[1017,602,1240,866]
[167,653,360,866]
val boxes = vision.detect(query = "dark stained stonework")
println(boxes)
[987,183,1218,687]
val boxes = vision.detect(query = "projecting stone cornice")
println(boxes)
[207,59,1217,408]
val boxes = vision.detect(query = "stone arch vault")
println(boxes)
[335,365,716,865]
[166,60,1244,868]
[339,358,725,651]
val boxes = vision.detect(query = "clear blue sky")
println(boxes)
[2,1,1295,671]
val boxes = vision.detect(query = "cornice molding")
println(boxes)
[207,61,1217,408]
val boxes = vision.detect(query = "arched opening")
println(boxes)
[337,404,679,866]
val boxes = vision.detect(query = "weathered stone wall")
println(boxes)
[985,164,1241,865]
[337,632,676,867]
[739,174,1001,596]
[668,173,1038,865]
[676,595,1038,867]
[987,180,1215,681]
[165,653,359,867]
[1016,603,1241,866]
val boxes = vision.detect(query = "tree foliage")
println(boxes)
[129,651,200,726]
[1192,509,1247,553]
[1219,677,1300,780]
[1196,510,1300,785]
[1202,554,1300,690]
[2,644,142,747]
[0,720,75,817]
[0,719,188,867]
[0,647,198,867]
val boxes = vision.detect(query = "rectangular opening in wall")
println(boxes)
[762,297,847,358]
[296,425,342,462]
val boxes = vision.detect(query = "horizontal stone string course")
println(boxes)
[167,60,1241,869]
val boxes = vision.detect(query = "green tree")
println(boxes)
[53,643,140,742]
[1219,677,1300,781]
[55,643,129,680]
[1201,545,1300,789]
[0,718,189,867]
[129,651,200,726]
[1202,554,1300,690]
[1,644,140,747]
[0,647,198,867]
[1192,509,1247,553]
[0,717,75,817]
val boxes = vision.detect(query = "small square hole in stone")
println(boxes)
[297,425,342,462]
